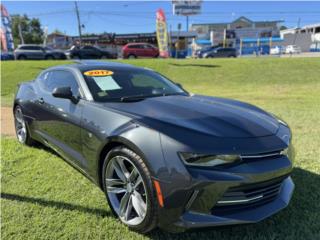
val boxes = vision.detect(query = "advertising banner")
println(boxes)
[1,4,14,52]
[156,9,169,58]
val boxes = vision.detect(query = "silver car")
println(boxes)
[14,44,67,60]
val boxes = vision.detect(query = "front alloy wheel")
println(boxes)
[105,156,147,225]
[102,146,158,233]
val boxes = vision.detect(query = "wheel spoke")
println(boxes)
[129,167,139,182]
[15,109,23,123]
[132,191,146,218]
[134,175,143,189]
[124,195,133,221]
[105,178,125,186]
[119,192,130,218]
[117,157,130,180]
[107,186,127,194]
[112,160,127,183]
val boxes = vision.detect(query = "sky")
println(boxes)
[2,1,320,36]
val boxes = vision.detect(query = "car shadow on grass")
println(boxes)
[1,192,112,217]
[169,63,220,68]
[147,167,320,239]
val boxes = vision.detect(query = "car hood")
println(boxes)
[104,95,280,138]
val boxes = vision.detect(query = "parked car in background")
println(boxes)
[203,47,237,58]
[285,45,301,54]
[14,45,67,60]
[196,45,220,58]
[65,45,117,59]
[270,46,285,55]
[122,43,159,59]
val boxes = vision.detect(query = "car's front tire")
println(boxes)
[102,146,158,233]
[14,106,35,146]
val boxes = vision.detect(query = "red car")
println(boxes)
[122,43,159,59]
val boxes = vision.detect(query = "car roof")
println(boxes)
[126,42,150,45]
[45,61,147,72]
[18,44,42,47]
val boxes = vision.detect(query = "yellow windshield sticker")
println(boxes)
[84,70,113,76]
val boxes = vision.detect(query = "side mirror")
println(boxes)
[52,87,78,103]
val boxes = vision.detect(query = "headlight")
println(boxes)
[280,144,295,160]
[179,153,241,167]
[270,113,288,127]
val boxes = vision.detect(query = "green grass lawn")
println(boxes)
[1,58,320,239]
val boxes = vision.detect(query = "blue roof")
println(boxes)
[195,39,212,45]
[241,37,283,43]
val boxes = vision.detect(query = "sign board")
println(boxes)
[156,9,169,58]
[172,0,202,16]
[0,4,14,52]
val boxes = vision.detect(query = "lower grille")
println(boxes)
[212,175,288,215]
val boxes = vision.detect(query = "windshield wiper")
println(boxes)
[120,94,163,102]
[120,92,187,102]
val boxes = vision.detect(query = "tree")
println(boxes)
[52,29,64,35]
[11,14,43,45]
[280,25,288,31]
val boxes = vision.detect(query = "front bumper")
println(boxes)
[157,155,294,232]
[174,176,294,230]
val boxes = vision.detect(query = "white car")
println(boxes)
[270,46,282,55]
[285,45,301,54]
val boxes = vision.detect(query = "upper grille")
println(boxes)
[212,175,288,215]
[241,150,281,159]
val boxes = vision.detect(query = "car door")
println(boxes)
[22,46,44,59]
[135,44,145,57]
[142,44,155,57]
[34,69,87,169]
[31,46,45,59]
[81,46,98,59]
[215,48,226,58]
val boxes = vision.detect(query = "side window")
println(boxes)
[38,71,50,89]
[45,70,80,96]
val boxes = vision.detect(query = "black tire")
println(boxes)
[102,146,158,233]
[18,55,27,60]
[45,55,55,60]
[128,54,137,59]
[14,106,35,146]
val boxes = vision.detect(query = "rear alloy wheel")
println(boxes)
[128,54,136,59]
[102,146,158,233]
[14,106,35,146]
[18,55,27,60]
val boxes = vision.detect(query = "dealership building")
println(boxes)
[280,23,320,52]
[190,16,284,54]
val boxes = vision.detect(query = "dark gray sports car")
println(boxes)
[14,61,294,233]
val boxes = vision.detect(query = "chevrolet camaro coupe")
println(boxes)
[14,61,294,233]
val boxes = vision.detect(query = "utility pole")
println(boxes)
[74,1,82,46]
[18,17,24,44]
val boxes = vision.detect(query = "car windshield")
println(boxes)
[82,68,187,102]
